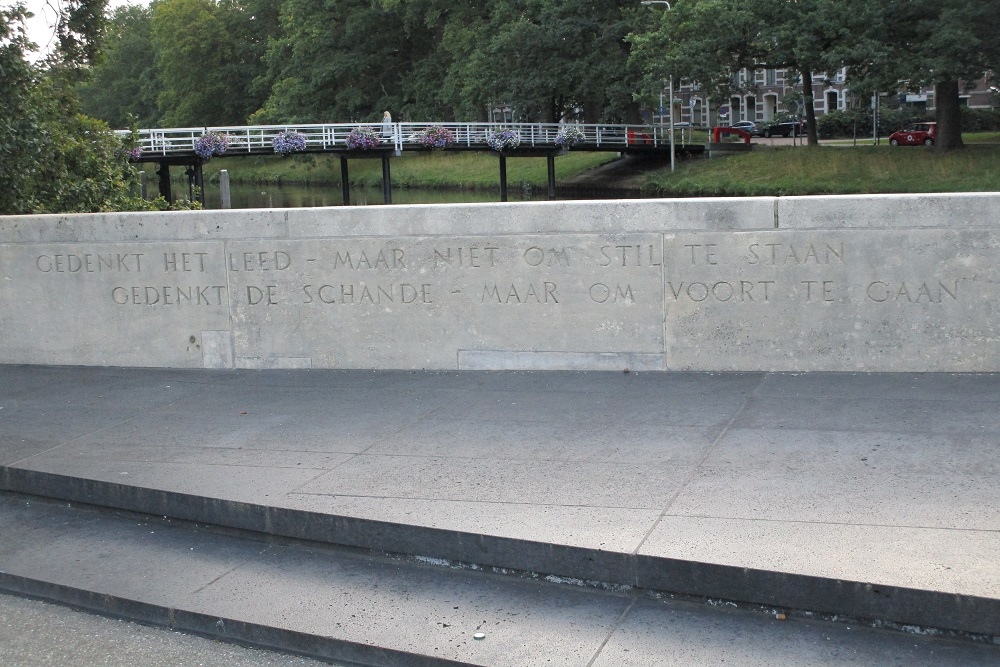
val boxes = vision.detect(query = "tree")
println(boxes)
[1,2,147,214]
[151,0,276,126]
[77,5,161,128]
[850,0,1000,152]
[254,0,642,124]
[253,0,413,122]
[629,0,870,146]
[454,1,641,123]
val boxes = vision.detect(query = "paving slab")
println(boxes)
[1,365,999,640]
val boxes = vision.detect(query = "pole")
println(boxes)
[220,169,231,209]
[669,76,675,172]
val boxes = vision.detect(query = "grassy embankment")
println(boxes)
[196,151,621,190]
[639,132,1000,197]
[185,132,1000,196]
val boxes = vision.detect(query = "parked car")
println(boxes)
[888,122,936,146]
[730,120,764,137]
[762,117,807,138]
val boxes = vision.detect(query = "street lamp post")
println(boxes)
[641,1,674,172]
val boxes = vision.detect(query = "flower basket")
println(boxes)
[555,126,586,148]
[485,128,521,152]
[345,127,383,150]
[193,132,230,159]
[272,130,307,155]
[418,126,455,150]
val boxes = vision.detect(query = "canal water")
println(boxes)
[198,182,554,209]
[182,182,640,209]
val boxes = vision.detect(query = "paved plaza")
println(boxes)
[1,365,998,664]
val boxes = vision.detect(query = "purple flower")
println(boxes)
[194,132,230,159]
[419,126,454,149]
[485,128,520,152]
[345,127,383,150]
[555,127,585,147]
[272,131,307,155]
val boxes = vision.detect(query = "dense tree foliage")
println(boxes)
[1,2,146,215]
[77,5,161,128]
[846,0,1000,151]
[629,0,1000,151]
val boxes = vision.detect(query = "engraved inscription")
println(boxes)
[302,283,432,305]
[434,246,498,268]
[481,282,558,304]
[866,280,959,303]
[667,281,774,302]
[597,245,661,267]
[37,253,144,272]
[111,285,226,306]
[747,242,845,265]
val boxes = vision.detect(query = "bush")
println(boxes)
[815,108,933,139]
[960,108,1000,132]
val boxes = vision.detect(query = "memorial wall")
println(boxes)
[1,193,997,372]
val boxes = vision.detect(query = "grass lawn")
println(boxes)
[641,135,1000,196]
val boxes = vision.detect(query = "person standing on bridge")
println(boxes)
[381,111,392,139]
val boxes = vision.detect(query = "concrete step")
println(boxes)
[4,465,999,642]
[3,366,1000,648]
[2,492,998,667]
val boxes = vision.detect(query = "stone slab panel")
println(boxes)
[1,196,999,372]
[0,209,290,243]
[224,234,665,369]
[285,198,777,238]
[0,241,230,366]
[778,192,1000,229]
[661,228,1000,371]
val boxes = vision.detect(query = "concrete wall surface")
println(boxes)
[1,194,997,372]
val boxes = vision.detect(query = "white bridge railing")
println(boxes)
[116,122,678,158]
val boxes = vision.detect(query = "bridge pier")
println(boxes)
[338,150,394,206]
[499,155,508,202]
[185,163,205,206]
[155,159,205,206]
[382,155,392,205]
[547,154,556,200]
[340,157,350,206]
[156,163,171,203]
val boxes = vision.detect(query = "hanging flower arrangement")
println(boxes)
[345,127,383,150]
[272,130,307,155]
[485,128,521,152]
[555,126,586,148]
[418,126,455,150]
[193,132,230,159]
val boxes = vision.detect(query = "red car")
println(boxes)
[889,122,936,146]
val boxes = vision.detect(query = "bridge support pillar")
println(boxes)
[499,155,508,202]
[547,155,556,200]
[382,155,392,205]
[157,163,171,203]
[185,163,205,206]
[340,157,350,206]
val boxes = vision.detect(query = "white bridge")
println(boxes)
[118,122,703,205]
[119,122,687,158]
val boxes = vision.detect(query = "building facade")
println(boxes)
[662,70,996,127]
